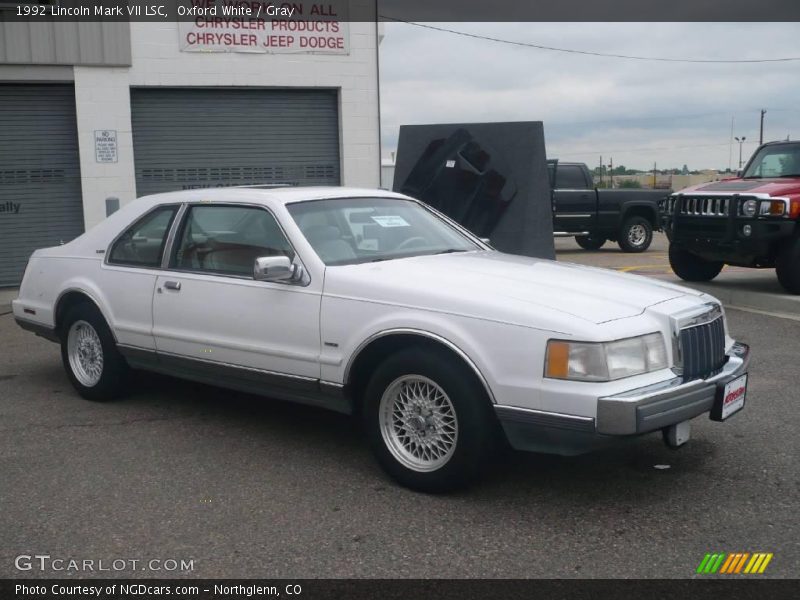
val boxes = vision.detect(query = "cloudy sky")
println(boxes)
[379,22,800,171]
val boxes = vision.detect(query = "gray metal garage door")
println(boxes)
[0,85,84,287]
[131,88,340,196]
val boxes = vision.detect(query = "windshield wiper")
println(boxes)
[435,249,468,255]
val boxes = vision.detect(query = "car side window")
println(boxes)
[172,205,294,277]
[555,165,588,189]
[108,205,178,268]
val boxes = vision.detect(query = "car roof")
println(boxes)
[140,186,411,208]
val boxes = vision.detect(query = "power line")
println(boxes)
[381,18,800,64]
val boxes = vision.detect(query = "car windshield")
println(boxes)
[286,197,481,266]
[742,144,800,179]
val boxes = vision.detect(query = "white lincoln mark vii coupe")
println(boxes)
[13,187,750,491]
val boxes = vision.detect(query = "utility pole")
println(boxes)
[759,109,767,145]
[599,155,603,186]
[609,158,613,189]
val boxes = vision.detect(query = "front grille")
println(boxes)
[666,196,732,217]
[679,316,726,380]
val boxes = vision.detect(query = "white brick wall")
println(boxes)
[74,20,380,229]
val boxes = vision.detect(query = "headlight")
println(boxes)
[741,199,758,217]
[545,333,668,382]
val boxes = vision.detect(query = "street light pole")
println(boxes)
[735,136,746,170]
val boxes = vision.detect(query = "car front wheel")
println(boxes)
[618,216,653,252]
[668,244,724,282]
[364,347,496,492]
[60,302,129,401]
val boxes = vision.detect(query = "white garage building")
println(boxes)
[0,5,380,286]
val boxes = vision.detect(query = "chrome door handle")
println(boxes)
[164,281,181,291]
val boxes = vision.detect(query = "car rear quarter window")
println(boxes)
[555,165,589,189]
[171,205,294,277]
[108,205,178,268]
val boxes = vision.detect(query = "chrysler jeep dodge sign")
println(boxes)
[178,0,349,54]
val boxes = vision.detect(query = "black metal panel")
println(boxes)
[392,122,554,259]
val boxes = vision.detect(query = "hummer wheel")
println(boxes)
[669,244,724,282]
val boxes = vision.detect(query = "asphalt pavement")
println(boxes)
[1,307,798,579]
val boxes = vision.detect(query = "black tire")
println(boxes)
[776,236,800,295]
[668,244,724,282]
[363,347,497,493]
[575,235,606,251]
[60,302,129,401]
[617,216,654,253]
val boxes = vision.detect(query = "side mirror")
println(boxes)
[254,256,302,283]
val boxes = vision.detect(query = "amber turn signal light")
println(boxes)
[545,341,570,379]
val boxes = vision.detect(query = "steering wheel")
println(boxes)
[396,236,428,251]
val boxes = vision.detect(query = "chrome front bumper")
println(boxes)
[596,342,750,435]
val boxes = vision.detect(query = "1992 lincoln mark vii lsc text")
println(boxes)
[13,187,750,491]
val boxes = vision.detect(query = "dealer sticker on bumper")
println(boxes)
[711,374,747,421]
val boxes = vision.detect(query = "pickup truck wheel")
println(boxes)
[618,216,653,253]
[364,348,496,492]
[575,235,606,250]
[668,244,724,282]
[776,237,800,294]
[60,302,129,401]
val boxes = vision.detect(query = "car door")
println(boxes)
[151,203,322,383]
[552,164,596,233]
[102,204,181,350]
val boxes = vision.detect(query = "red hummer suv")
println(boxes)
[660,141,800,294]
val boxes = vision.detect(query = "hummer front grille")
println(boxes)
[665,196,732,217]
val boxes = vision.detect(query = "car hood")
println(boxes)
[324,251,700,327]
[679,178,800,196]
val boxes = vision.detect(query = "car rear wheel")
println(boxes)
[776,236,800,295]
[618,216,653,253]
[668,244,724,282]
[363,347,496,492]
[575,235,606,251]
[60,302,129,401]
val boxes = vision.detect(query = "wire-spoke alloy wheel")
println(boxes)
[60,301,129,401]
[67,320,104,387]
[379,375,459,472]
[365,347,497,491]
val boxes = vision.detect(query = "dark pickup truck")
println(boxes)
[549,161,670,252]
